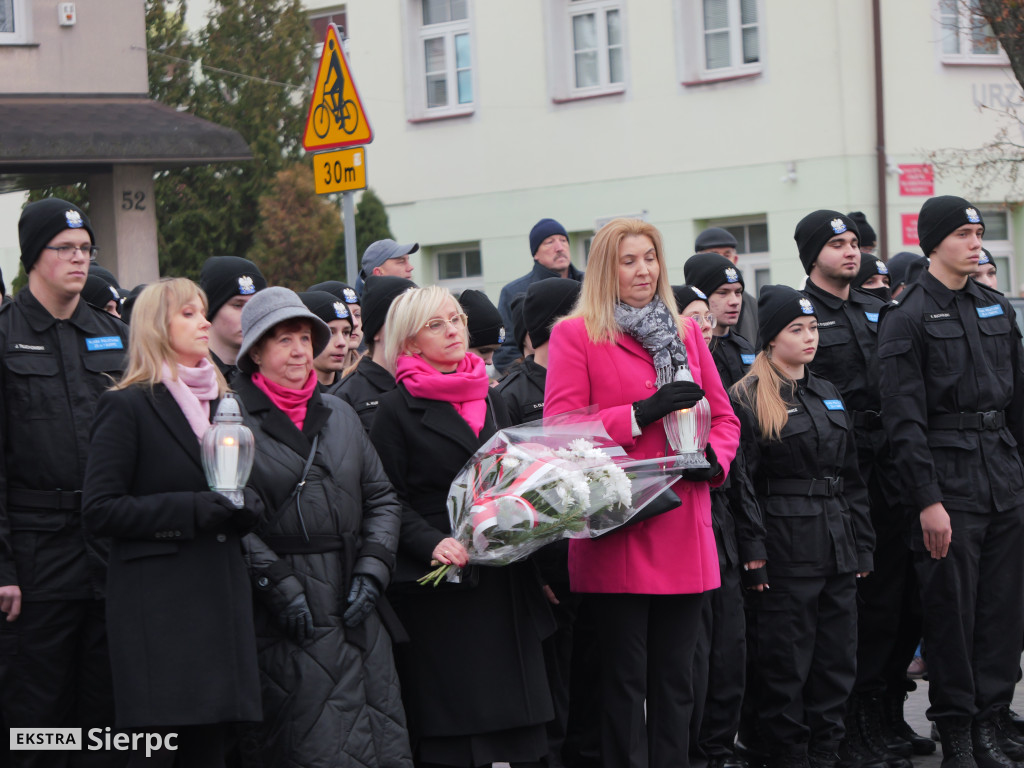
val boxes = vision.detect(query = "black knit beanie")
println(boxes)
[308,280,360,306]
[529,218,569,255]
[794,210,860,274]
[199,256,267,321]
[361,275,417,343]
[89,264,122,291]
[848,212,877,248]
[757,284,817,350]
[917,195,983,257]
[684,252,744,296]
[82,273,121,311]
[19,198,94,273]
[672,284,710,314]
[298,290,352,328]
[459,289,505,347]
[524,277,581,349]
[853,253,889,289]
[694,227,738,252]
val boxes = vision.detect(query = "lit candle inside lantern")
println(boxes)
[216,434,238,490]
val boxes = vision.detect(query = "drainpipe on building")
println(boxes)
[873,0,889,261]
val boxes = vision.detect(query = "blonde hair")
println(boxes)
[115,278,228,395]
[731,352,795,441]
[382,285,466,374]
[564,218,682,343]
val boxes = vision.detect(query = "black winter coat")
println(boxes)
[328,355,395,433]
[82,384,261,729]
[496,355,546,425]
[235,377,412,768]
[369,384,555,743]
[733,372,874,579]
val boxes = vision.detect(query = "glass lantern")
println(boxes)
[662,365,712,469]
[201,394,256,508]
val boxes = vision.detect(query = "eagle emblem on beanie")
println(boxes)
[725,267,739,283]
[800,298,815,315]
[238,275,256,295]
[830,218,847,234]
[498,327,506,344]
[693,287,707,299]
[333,301,349,319]
[877,261,889,274]
[343,287,358,303]
[966,208,980,223]
[65,210,84,229]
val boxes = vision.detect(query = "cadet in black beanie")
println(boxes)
[309,280,362,348]
[848,212,877,253]
[524,277,580,349]
[299,290,354,390]
[199,255,267,375]
[458,289,505,367]
[82,274,122,317]
[853,253,892,302]
[917,195,984,257]
[794,211,860,274]
[757,284,817,350]
[360,275,417,351]
[19,198,94,273]
[672,284,709,314]
[684,252,744,296]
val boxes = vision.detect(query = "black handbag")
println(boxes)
[593,483,682,537]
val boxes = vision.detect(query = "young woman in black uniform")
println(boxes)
[731,285,874,768]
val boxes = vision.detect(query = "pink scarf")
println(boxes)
[252,370,318,430]
[161,359,220,441]
[395,353,489,436]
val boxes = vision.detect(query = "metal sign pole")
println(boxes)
[343,190,357,284]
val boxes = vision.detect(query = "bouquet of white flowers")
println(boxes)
[419,411,684,586]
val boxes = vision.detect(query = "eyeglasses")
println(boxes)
[685,312,717,329]
[45,244,99,262]
[422,313,468,334]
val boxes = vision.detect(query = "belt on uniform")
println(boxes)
[852,410,883,430]
[756,477,844,497]
[7,488,82,511]
[928,411,1005,431]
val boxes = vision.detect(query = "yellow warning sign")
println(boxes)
[302,24,373,151]
[313,147,367,195]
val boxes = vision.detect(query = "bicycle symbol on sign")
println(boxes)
[313,38,359,139]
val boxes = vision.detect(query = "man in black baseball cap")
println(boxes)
[0,198,128,745]
[199,255,267,378]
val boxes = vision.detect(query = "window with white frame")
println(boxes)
[978,207,1014,294]
[937,0,1006,64]
[310,6,347,60]
[406,0,474,118]
[545,0,626,101]
[677,0,762,84]
[707,218,770,294]
[0,0,32,45]
[435,245,483,291]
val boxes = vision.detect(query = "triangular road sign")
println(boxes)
[302,24,373,151]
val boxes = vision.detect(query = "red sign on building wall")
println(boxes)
[899,165,934,196]
[901,213,920,246]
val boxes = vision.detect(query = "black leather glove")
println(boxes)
[681,444,723,482]
[343,574,381,628]
[633,381,705,429]
[194,491,235,531]
[280,592,314,643]
[231,488,265,532]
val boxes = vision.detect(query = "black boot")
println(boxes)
[765,746,810,768]
[972,718,1018,768]
[995,708,1024,750]
[936,717,977,768]
[852,695,914,768]
[838,709,887,768]
[882,693,936,756]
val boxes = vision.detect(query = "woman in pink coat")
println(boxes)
[545,218,740,768]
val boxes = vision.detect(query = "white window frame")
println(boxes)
[936,0,1008,66]
[434,244,484,292]
[978,206,1014,294]
[545,0,627,102]
[309,6,347,60]
[403,0,475,121]
[0,0,33,45]
[675,0,763,86]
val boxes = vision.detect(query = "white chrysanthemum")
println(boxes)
[502,456,521,471]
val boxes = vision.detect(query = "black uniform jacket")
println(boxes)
[710,330,755,391]
[0,290,126,599]
[328,355,395,434]
[734,372,874,578]
[877,271,1024,517]
[82,384,261,728]
[496,355,546,425]
[369,383,555,740]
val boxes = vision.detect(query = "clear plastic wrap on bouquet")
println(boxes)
[419,408,687,586]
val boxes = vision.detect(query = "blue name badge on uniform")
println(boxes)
[865,312,879,323]
[85,336,124,351]
[977,304,1004,319]
[741,354,755,365]
[823,399,845,411]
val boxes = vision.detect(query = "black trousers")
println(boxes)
[914,505,1024,721]
[541,587,581,768]
[743,573,857,752]
[0,599,119,768]
[691,564,746,763]
[586,592,704,768]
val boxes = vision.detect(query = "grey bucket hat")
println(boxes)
[237,286,331,374]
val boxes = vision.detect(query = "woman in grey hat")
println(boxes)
[233,287,412,768]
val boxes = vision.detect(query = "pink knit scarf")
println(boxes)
[251,370,318,430]
[395,353,489,436]
[160,359,220,441]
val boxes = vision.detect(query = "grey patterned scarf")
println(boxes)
[614,296,689,388]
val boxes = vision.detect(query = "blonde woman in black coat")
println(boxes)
[83,278,262,767]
